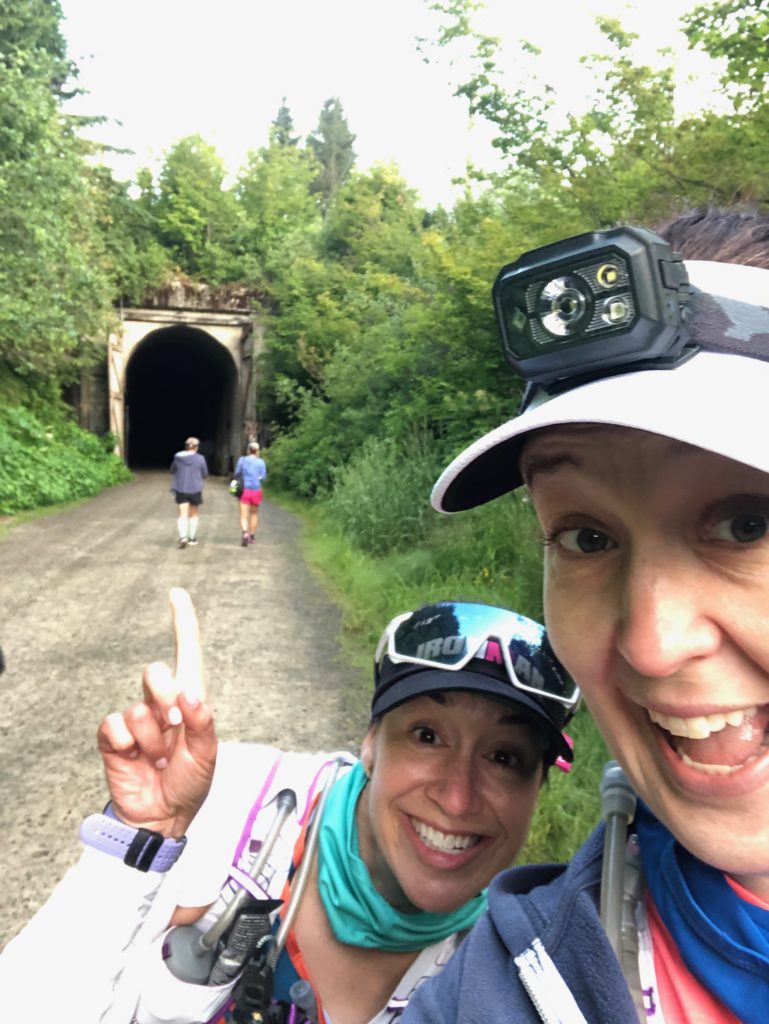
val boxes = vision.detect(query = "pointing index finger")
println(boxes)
[170,587,205,705]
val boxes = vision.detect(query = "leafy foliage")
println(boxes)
[234,134,322,283]
[0,0,116,382]
[325,436,442,555]
[90,167,174,305]
[683,0,769,106]
[424,0,769,215]
[307,97,357,209]
[0,399,130,514]
[153,135,240,283]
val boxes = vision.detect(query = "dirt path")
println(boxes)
[0,473,370,948]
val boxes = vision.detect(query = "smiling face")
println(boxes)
[522,424,769,892]
[357,691,545,915]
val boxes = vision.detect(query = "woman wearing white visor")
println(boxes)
[405,211,769,1023]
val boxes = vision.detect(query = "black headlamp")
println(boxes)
[493,225,695,395]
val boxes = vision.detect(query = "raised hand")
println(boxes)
[96,588,217,838]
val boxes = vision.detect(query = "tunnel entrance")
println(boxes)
[125,325,238,473]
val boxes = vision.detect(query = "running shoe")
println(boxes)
[178,537,188,549]
[241,532,249,547]
[188,539,198,546]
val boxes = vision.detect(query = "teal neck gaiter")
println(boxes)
[316,760,486,952]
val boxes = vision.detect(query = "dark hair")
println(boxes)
[655,207,769,269]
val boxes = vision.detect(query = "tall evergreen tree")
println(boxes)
[271,98,299,146]
[307,97,356,208]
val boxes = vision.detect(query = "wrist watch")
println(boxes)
[79,802,187,872]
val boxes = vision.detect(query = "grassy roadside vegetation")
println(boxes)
[0,369,131,517]
[271,479,610,866]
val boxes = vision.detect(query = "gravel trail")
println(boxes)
[0,473,369,947]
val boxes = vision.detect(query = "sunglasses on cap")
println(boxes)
[375,601,580,715]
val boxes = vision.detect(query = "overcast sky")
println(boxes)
[58,0,715,209]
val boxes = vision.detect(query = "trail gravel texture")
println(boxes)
[0,472,370,948]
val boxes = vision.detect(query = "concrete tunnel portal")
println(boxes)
[124,325,239,473]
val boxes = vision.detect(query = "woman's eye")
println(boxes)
[414,727,438,745]
[710,513,769,544]
[490,750,516,768]
[486,747,539,777]
[554,528,614,554]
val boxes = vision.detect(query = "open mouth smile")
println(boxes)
[409,817,482,855]
[649,706,769,775]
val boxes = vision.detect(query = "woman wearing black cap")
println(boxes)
[0,589,575,1024]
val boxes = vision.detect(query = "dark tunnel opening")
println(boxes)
[125,326,237,472]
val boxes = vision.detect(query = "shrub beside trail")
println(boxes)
[0,403,131,516]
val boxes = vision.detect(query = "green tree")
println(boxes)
[91,167,173,305]
[264,172,525,493]
[0,0,115,381]
[259,165,429,445]
[0,0,73,100]
[307,97,357,208]
[678,0,769,205]
[271,98,300,146]
[321,163,425,275]
[424,1,769,218]
[683,0,769,106]
[154,135,240,281]
[234,135,321,282]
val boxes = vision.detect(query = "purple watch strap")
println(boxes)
[80,805,187,872]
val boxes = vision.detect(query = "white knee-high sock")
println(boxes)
[188,517,198,540]
[177,515,188,539]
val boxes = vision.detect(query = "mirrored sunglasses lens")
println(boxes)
[393,603,526,668]
[393,605,469,665]
[392,603,578,705]
[507,636,578,703]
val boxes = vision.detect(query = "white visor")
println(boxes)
[432,261,769,513]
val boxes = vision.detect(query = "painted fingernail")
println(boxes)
[182,686,200,709]
[155,757,169,770]
[168,706,183,726]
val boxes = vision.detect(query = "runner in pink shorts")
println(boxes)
[233,441,267,546]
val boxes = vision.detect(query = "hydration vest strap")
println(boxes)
[233,753,284,863]
[618,834,652,1024]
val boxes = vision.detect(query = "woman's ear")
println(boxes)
[360,726,377,779]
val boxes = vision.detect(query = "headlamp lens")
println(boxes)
[596,261,620,288]
[601,295,632,326]
[537,276,591,338]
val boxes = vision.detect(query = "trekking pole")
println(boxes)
[600,760,636,959]
[164,788,297,984]
[201,788,297,951]
[270,759,345,965]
